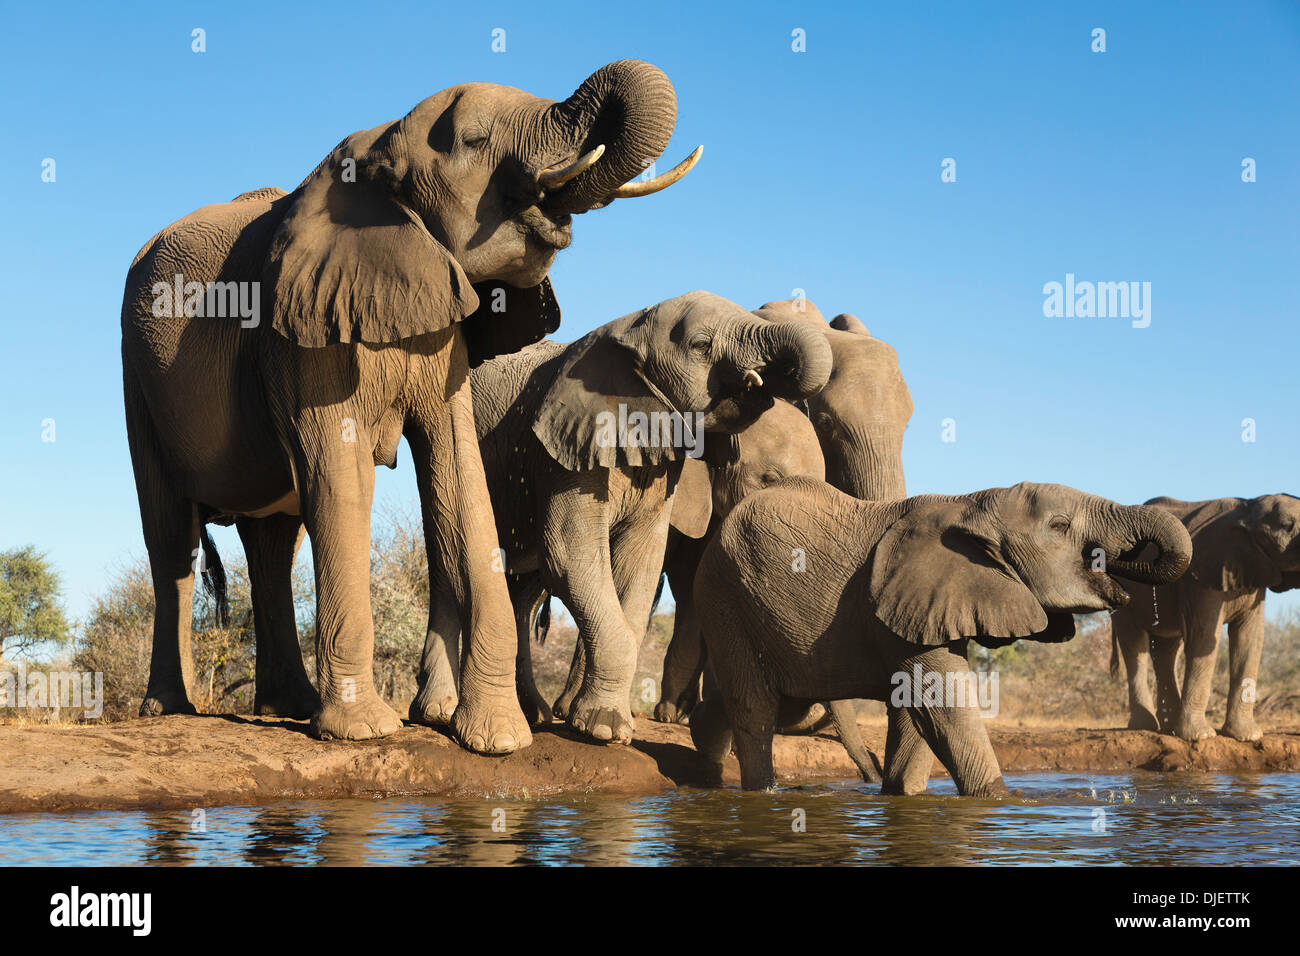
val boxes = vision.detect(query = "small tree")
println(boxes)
[0,546,72,661]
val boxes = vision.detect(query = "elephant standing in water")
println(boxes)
[120,60,699,751]
[1112,494,1300,741]
[654,298,911,779]
[691,480,1192,793]
[408,292,832,744]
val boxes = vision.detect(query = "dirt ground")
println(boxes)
[2,713,1299,814]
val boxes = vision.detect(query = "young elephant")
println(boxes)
[1111,494,1300,741]
[691,479,1193,793]
[408,292,833,745]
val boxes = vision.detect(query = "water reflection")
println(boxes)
[1,772,1297,866]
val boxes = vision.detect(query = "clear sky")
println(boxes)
[1,0,1298,622]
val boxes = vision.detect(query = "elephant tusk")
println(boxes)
[743,368,763,389]
[538,144,605,189]
[608,145,703,199]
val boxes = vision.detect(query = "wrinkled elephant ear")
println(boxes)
[462,279,561,367]
[532,309,681,470]
[668,456,713,538]
[263,132,479,347]
[869,497,1048,645]
[1188,510,1281,591]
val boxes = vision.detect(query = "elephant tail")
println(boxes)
[534,593,552,645]
[647,572,666,630]
[198,523,229,629]
[1109,623,1121,680]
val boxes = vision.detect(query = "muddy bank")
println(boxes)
[1,714,1299,813]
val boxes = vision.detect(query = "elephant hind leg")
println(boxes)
[410,571,461,728]
[236,514,318,719]
[126,368,200,717]
[511,576,553,727]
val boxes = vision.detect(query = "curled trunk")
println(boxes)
[1096,502,1193,585]
[739,320,834,401]
[540,60,678,214]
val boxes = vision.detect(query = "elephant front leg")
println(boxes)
[510,575,553,727]
[296,437,402,741]
[1113,614,1159,731]
[236,514,319,719]
[903,648,1008,797]
[1221,602,1265,742]
[407,352,531,755]
[409,572,461,727]
[655,591,703,724]
[1150,635,1182,733]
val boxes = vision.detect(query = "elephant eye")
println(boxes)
[760,471,782,486]
[688,336,711,356]
[1049,515,1071,534]
[462,129,489,149]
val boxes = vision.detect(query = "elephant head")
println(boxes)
[263,60,699,362]
[1175,494,1300,592]
[753,300,912,500]
[669,399,826,538]
[533,291,834,472]
[869,483,1193,647]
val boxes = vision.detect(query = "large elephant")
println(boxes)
[1111,494,1300,742]
[407,292,833,744]
[120,60,698,753]
[690,480,1193,793]
[654,298,912,752]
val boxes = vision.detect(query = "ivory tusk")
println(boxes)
[743,368,763,389]
[538,144,606,188]
[608,145,703,199]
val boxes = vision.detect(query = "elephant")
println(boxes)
[1111,494,1300,742]
[654,298,912,779]
[119,60,700,753]
[689,479,1193,793]
[407,291,833,744]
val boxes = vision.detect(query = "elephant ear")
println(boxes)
[869,497,1048,645]
[1270,570,1300,594]
[532,308,683,470]
[1187,507,1281,591]
[668,457,713,539]
[263,134,478,347]
[462,279,561,367]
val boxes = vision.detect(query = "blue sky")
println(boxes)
[1,0,1298,622]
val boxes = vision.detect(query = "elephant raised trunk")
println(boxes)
[540,60,684,213]
[737,320,834,401]
[1096,502,1193,585]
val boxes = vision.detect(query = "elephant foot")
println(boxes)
[552,687,578,722]
[1220,716,1263,742]
[254,681,320,720]
[452,691,532,755]
[1175,713,1217,742]
[653,698,691,724]
[139,687,197,717]
[311,693,403,741]
[1125,709,1160,732]
[408,684,458,728]
[567,690,634,744]
[698,758,725,788]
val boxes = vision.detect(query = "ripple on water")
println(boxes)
[1,772,1297,866]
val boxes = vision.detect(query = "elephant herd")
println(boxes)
[119,61,1300,796]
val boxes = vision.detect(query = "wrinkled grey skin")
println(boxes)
[1112,494,1300,742]
[407,291,833,745]
[654,299,911,779]
[691,480,1193,793]
[119,60,682,754]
